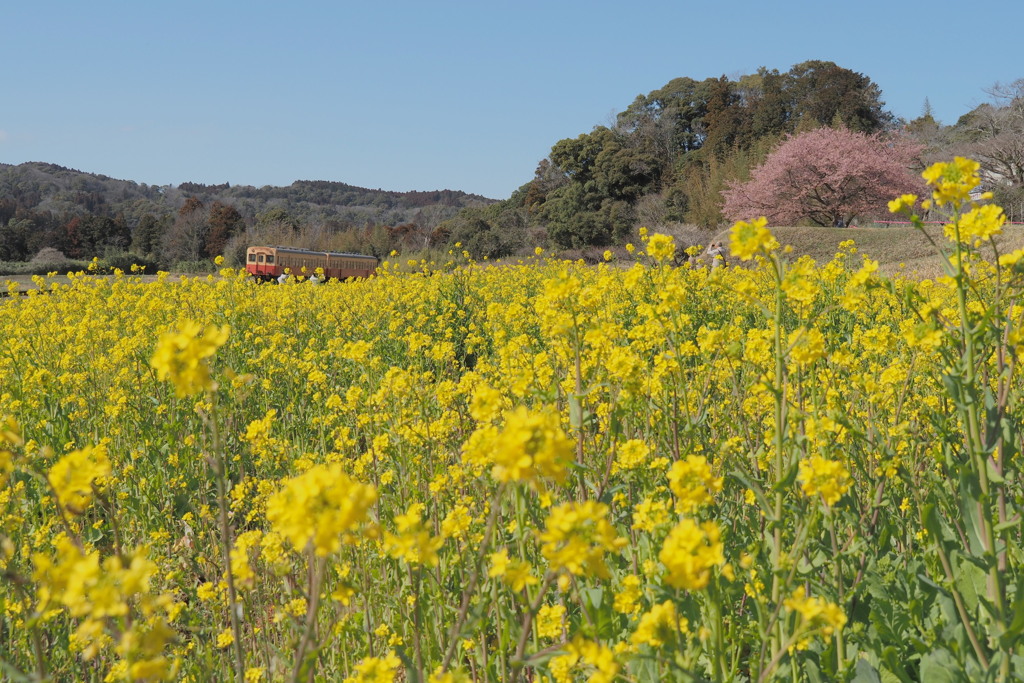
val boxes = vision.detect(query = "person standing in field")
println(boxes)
[706,242,727,270]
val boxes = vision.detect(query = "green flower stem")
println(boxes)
[953,223,1009,652]
[928,509,990,669]
[511,571,556,679]
[826,509,845,674]
[768,253,788,663]
[210,392,246,683]
[440,482,507,672]
[708,587,726,682]
[758,508,818,680]
[290,554,326,683]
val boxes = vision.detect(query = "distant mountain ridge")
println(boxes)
[0,161,495,228]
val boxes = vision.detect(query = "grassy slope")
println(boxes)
[711,225,1024,279]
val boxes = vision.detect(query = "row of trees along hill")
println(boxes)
[439,63,1024,258]
[0,162,493,267]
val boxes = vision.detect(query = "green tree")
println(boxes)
[784,60,892,133]
[541,127,656,247]
[206,202,245,257]
[0,217,33,260]
[132,214,166,256]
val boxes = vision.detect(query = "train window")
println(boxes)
[258,254,265,263]
[266,255,275,264]
[248,254,257,263]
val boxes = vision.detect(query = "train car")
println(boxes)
[245,246,379,281]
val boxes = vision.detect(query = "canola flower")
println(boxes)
[659,518,725,591]
[343,652,401,683]
[645,232,676,263]
[488,406,573,485]
[0,416,22,486]
[47,444,111,515]
[384,502,445,566]
[265,464,377,556]
[150,320,230,397]
[536,603,566,640]
[729,216,778,261]
[667,455,723,515]
[2,172,1024,682]
[632,599,685,648]
[797,455,852,507]
[549,637,620,683]
[538,501,626,578]
[783,588,847,637]
[921,156,982,208]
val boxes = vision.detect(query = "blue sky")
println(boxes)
[2,0,1021,199]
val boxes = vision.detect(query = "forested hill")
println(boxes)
[438,61,1023,258]
[0,161,494,263]
[0,162,492,220]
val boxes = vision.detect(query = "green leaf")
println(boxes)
[941,372,968,410]
[985,457,1005,485]
[775,457,799,491]
[921,504,944,544]
[568,394,583,429]
[879,668,905,683]
[852,658,882,683]
[952,552,987,613]
[729,470,776,521]
[957,470,988,558]
[580,586,604,610]
[919,648,968,683]
[994,517,1020,534]
[1001,575,1024,647]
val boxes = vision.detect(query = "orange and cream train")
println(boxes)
[245,246,378,281]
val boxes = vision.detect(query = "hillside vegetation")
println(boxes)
[440,72,1023,258]
[0,162,493,267]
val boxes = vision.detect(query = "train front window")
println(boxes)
[258,254,264,263]
[248,254,256,263]
[266,255,274,264]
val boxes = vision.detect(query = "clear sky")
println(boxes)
[2,0,1021,199]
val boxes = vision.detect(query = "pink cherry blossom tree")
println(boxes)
[722,127,924,226]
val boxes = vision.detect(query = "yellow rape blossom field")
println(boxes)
[3,158,1024,682]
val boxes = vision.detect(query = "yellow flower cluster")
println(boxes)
[729,217,778,261]
[489,406,573,485]
[631,599,685,648]
[0,416,22,487]
[550,636,620,683]
[646,232,677,263]
[384,503,445,567]
[667,455,723,515]
[32,535,178,677]
[784,588,847,637]
[892,157,1004,247]
[266,464,377,556]
[47,444,111,515]
[659,518,724,590]
[921,156,981,208]
[343,652,401,683]
[150,320,230,397]
[539,501,626,578]
[797,455,852,507]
